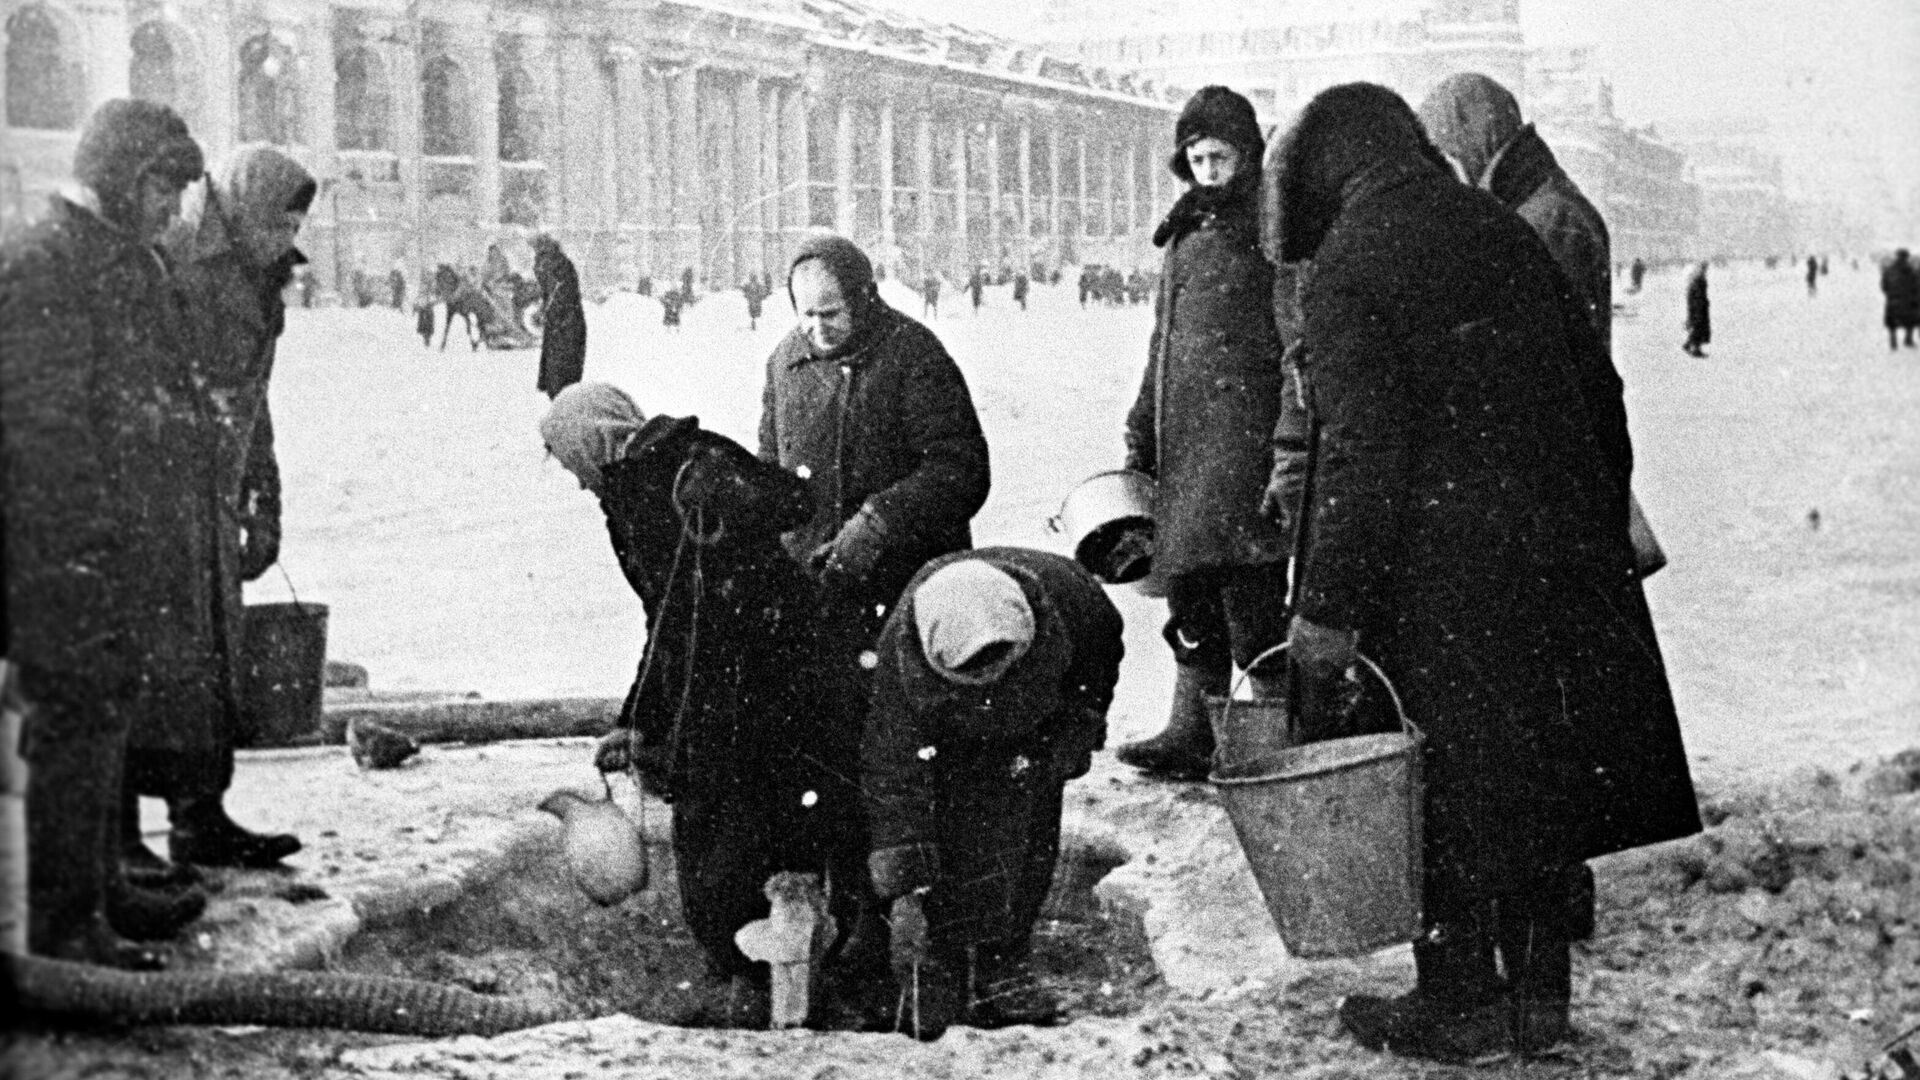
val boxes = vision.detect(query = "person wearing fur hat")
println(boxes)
[1116,85,1292,781]
[115,145,317,883]
[1265,83,1698,1061]
[864,548,1121,1038]
[1,99,211,968]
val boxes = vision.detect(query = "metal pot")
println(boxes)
[1047,470,1156,587]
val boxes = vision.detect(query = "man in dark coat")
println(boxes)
[1267,83,1699,1061]
[1117,85,1291,781]
[864,548,1120,1038]
[1685,261,1712,356]
[1882,248,1918,349]
[758,232,991,968]
[533,234,587,398]
[1,100,210,968]
[128,145,314,875]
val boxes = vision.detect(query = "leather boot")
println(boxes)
[107,874,208,941]
[1114,662,1227,781]
[119,777,201,890]
[168,794,302,869]
[24,702,165,970]
[1339,913,1511,1063]
[1497,895,1574,1055]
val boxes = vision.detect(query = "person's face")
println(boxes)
[132,171,187,243]
[247,210,307,266]
[790,260,856,355]
[1184,137,1240,188]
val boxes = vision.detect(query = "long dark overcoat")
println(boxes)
[1686,270,1711,344]
[757,301,989,612]
[1489,127,1612,356]
[1283,106,1699,908]
[535,246,587,396]
[1,197,220,749]
[1882,256,1919,329]
[1125,191,1290,578]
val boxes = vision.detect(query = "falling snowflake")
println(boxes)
[801,790,819,807]
[859,650,879,670]
[917,745,937,761]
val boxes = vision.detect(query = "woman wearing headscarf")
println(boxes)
[863,548,1121,1038]
[541,383,852,1027]
[120,145,315,883]
[532,233,586,398]
[1265,83,1698,1061]
[1116,86,1291,781]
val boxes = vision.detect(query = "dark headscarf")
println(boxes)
[1416,73,1525,187]
[1260,83,1451,265]
[1168,85,1266,183]
[72,98,205,230]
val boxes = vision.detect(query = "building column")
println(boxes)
[759,81,781,272]
[1075,127,1088,254]
[985,120,1002,269]
[200,11,239,165]
[391,36,425,285]
[1149,123,1164,223]
[951,116,967,272]
[476,39,502,229]
[779,81,808,248]
[833,96,854,236]
[734,72,762,278]
[644,65,668,272]
[1017,118,1032,270]
[915,109,933,275]
[708,72,735,285]
[1046,121,1061,264]
[1125,135,1139,238]
[671,64,699,278]
[878,100,896,271]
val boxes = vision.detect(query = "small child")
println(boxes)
[414,301,436,347]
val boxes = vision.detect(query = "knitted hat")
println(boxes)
[1170,85,1266,182]
[787,231,876,306]
[912,561,1035,685]
[73,99,204,216]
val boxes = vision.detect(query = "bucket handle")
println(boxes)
[274,563,317,619]
[1218,642,1418,743]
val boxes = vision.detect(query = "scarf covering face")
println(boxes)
[912,561,1036,685]
[1152,166,1260,248]
[1261,82,1452,265]
[1415,73,1524,187]
[540,382,648,492]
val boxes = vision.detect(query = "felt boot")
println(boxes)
[168,793,301,869]
[1339,915,1511,1063]
[1114,662,1227,780]
[1498,894,1574,1056]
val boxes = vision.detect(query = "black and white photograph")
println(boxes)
[2,0,1916,1075]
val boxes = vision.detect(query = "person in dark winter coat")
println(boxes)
[1267,83,1699,1062]
[864,548,1121,1038]
[966,267,985,314]
[1881,248,1919,349]
[543,383,852,1028]
[759,233,991,974]
[126,145,315,877]
[1806,255,1820,297]
[660,285,684,330]
[1116,85,1291,781]
[1011,271,1029,311]
[1,99,209,969]
[921,273,940,318]
[1684,261,1711,356]
[533,234,587,398]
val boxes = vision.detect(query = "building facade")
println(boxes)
[1,0,1178,296]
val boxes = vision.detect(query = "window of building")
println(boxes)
[130,21,197,126]
[6,5,83,130]
[420,55,471,157]
[334,45,390,152]
[237,33,300,145]
[496,45,541,163]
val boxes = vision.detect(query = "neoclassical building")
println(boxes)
[1,0,1180,294]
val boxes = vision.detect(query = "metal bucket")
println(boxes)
[237,601,330,748]
[1046,469,1155,587]
[1211,655,1424,959]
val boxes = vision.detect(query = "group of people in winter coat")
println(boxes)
[3,100,315,969]
[1113,78,1698,1062]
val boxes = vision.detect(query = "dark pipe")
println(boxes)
[5,953,572,1036]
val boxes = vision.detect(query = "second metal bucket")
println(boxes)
[1206,643,1295,779]
[237,601,330,748]
[1047,469,1156,588]
[1210,654,1424,959]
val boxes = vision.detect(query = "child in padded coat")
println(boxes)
[863,547,1122,1038]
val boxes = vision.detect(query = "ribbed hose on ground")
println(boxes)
[5,953,573,1036]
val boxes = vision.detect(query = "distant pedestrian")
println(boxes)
[1684,262,1711,357]
[921,273,941,319]
[415,300,436,346]
[743,273,767,330]
[660,286,684,331]
[532,234,586,399]
[1012,271,1029,311]
[1806,255,1819,297]
[680,266,696,306]
[1882,248,1919,350]
[389,263,407,309]
[1628,257,1646,294]
[966,267,984,314]
[636,272,652,297]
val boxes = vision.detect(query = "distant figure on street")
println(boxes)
[1806,255,1819,297]
[1011,271,1029,311]
[415,299,436,346]
[1684,262,1711,357]
[921,273,941,319]
[1883,249,1919,350]
[966,267,984,314]
[388,263,407,309]
[532,234,586,399]
[680,266,696,306]
[1628,257,1646,294]
[743,272,768,330]
[660,286,684,331]
[636,271,653,297]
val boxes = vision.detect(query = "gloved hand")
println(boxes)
[1287,614,1358,680]
[1258,457,1295,527]
[594,729,675,800]
[808,505,889,588]
[237,515,281,582]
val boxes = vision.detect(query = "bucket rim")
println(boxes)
[244,600,330,616]
[1209,731,1419,787]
